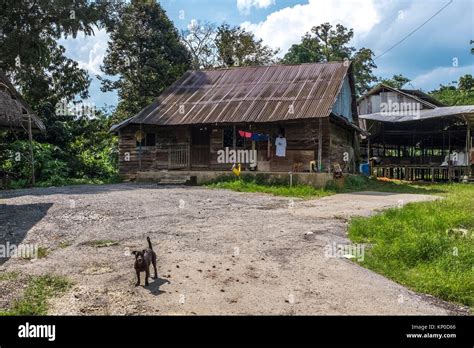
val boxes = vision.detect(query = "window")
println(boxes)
[223,127,244,148]
[136,133,156,147]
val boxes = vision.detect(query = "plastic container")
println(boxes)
[359,163,370,176]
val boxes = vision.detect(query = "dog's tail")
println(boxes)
[147,236,153,250]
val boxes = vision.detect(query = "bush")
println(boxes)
[1,140,69,183]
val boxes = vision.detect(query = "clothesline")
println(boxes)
[238,130,270,141]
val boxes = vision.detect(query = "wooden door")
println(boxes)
[191,126,210,167]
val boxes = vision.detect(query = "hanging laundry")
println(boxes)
[238,130,254,138]
[250,133,269,141]
[275,135,287,157]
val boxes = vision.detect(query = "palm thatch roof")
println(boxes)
[0,71,45,132]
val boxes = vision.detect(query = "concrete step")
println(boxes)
[158,178,189,185]
[136,172,196,185]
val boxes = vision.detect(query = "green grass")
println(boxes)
[327,175,446,195]
[348,184,474,309]
[207,179,333,199]
[0,271,19,282]
[58,242,72,249]
[37,247,49,259]
[205,174,444,199]
[84,239,119,248]
[0,275,72,315]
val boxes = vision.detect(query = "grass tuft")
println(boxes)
[1,275,72,315]
[0,271,19,282]
[84,239,119,248]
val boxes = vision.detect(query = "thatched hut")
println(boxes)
[0,71,44,131]
[0,70,44,186]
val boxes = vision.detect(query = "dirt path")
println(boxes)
[0,184,465,315]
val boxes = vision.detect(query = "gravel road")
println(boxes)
[0,184,466,315]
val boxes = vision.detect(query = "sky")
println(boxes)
[59,0,474,109]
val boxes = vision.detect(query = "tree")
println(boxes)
[429,74,474,106]
[215,24,278,67]
[0,0,110,108]
[0,0,113,148]
[282,23,377,95]
[0,1,120,186]
[379,74,411,89]
[458,74,474,92]
[99,0,191,118]
[181,21,218,70]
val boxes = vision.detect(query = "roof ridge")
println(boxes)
[196,61,349,73]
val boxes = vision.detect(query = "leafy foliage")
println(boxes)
[378,74,411,89]
[282,23,377,95]
[99,0,191,118]
[429,74,474,106]
[215,24,279,67]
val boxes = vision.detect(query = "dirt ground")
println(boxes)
[0,184,467,315]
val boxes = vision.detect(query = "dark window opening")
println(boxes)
[278,127,285,137]
[137,133,156,147]
[223,127,244,148]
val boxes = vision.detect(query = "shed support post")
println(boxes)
[28,114,35,186]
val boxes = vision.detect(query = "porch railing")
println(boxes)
[168,143,190,169]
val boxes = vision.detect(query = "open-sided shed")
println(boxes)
[358,84,473,181]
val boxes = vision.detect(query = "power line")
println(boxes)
[374,0,453,60]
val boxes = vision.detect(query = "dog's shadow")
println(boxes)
[144,276,170,296]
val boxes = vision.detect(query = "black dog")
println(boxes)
[132,237,157,286]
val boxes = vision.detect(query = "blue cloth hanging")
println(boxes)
[250,133,269,141]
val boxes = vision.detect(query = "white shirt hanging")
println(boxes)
[275,136,287,157]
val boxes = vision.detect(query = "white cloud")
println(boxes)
[78,29,108,75]
[410,65,474,92]
[237,0,275,14]
[240,0,380,56]
[60,29,109,76]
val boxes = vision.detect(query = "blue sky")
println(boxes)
[60,0,474,109]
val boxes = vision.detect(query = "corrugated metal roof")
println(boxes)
[112,62,351,130]
[359,105,474,122]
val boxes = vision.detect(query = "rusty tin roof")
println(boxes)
[112,61,354,130]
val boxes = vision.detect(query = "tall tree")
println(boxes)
[215,24,278,67]
[282,23,377,95]
[0,0,111,146]
[181,20,218,70]
[100,0,191,119]
[378,74,411,89]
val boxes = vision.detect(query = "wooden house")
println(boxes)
[358,84,474,181]
[111,62,365,180]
